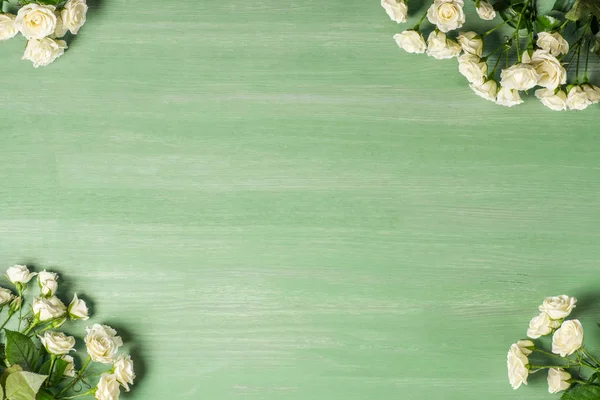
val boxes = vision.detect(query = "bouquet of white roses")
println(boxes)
[507,294,600,399]
[0,264,135,400]
[0,0,88,67]
[381,0,600,110]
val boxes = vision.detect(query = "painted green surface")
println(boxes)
[0,1,599,399]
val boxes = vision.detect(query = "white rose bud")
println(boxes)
[458,54,487,84]
[6,265,36,285]
[85,324,123,364]
[500,63,539,91]
[426,31,461,59]
[68,293,89,321]
[535,88,567,111]
[61,355,76,377]
[476,1,496,20]
[457,31,483,57]
[547,368,571,393]
[22,38,67,68]
[14,4,57,39]
[38,270,58,297]
[539,295,577,319]
[427,0,465,33]
[114,354,135,391]
[527,312,560,339]
[582,83,600,104]
[0,288,14,306]
[566,85,592,110]
[470,79,498,102]
[507,343,529,389]
[53,13,68,38]
[61,0,88,35]
[33,296,67,322]
[96,373,121,400]
[516,339,535,356]
[537,32,569,57]
[381,0,408,23]
[393,30,427,54]
[552,319,584,357]
[0,14,18,41]
[39,331,76,355]
[522,50,566,90]
[496,87,523,107]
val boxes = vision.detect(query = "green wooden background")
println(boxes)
[0,0,599,399]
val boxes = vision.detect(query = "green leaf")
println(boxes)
[566,0,587,21]
[536,15,563,31]
[0,365,23,389]
[35,389,56,400]
[499,4,528,29]
[5,372,47,400]
[4,331,36,372]
[38,360,66,388]
[553,0,578,12]
[561,384,600,400]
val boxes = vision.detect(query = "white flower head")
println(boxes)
[61,355,76,377]
[507,343,529,389]
[527,312,560,339]
[476,1,496,20]
[547,368,571,393]
[427,0,465,33]
[457,31,483,57]
[500,63,539,91]
[458,53,487,84]
[535,88,567,111]
[61,0,88,35]
[582,83,600,104]
[33,296,67,322]
[381,0,408,23]
[567,85,592,110]
[6,265,36,285]
[39,331,76,355]
[523,50,566,90]
[14,4,57,39]
[96,373,121,400]
[539,295,577,319]
[552,319,584,357]
[516,339,535,356]
[114,354,135,391]
[496,87,523,107]
[470,79,498,102]
[426,30,461,59]
[393,30,427,54]
[68,293,89,321]
[22,38,67,68]
[0,14,18,41]
[85,324,123,363]
[537,32,569,57]
[38,270,58,297]
[0,288,14,306]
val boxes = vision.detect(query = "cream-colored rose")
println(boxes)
[496,87,523,107]
[552,319,583,357]
[457,31,483,57]
[470,79,497,102]
[381,0,408,23]
[547,368,571,393]
[522,50,566,90]
[427,0,465,33]
[14,4,57,39]
[537,32,569,57]
[85,324,123,364]
[538,295,577,319]
[426,31,461,59]
[61,355,76,377]
[0,288,14,306]
[0,14,18,41]
[582,84,600,104]
[500,63,539,91]
[33,296,67,321]
[96,373,120,400]
[68,293,89,320]
[6,265,36,284]
[507,343,529,389]
[61,0,88,35]
[516,340,535,356]
[53,14,68,38]
[527,312,560,339]
[476,1,496,20]
[458,54,487,84]
[22,38,67,68]
[114,354,135,391]
[39,331,76,355]
[38,270,58,297]
[567,85,592,110]
[393,30,427,54]
[535,88,567,111]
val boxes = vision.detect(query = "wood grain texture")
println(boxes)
[0,0,599,399]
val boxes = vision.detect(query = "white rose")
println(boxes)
[68,293,89,320]
[39,331,76,355]
[426,31,461,59]
[6,265,36,284]
[567,85,592,110]
[85,324,123,363]
[38,270,58,297]
[537,32,569,57]
[426,0,465,33]
[500,63,539,91]
[0,288,14,306]
[476,1,496,20]
[507,343,529,389]
[33,296,67,321]
[14,4,57,39]
[539,295,577,319]
[496,87,523,107]
[0,14,18,41]
[582,83,600,104]
[547,368,571,394]
[114,354,135,391]
[381,0,408,23]
[470,79,498,102]
[61,355,76,377]
[457,31,483,57]
[535,88,567,111]
[458,54,487,84]
[96,373,121,400]
[516,339,535,356]
[527,312,560,339]
[22,38,67,68]
[522,50,566,90]
[53,14,68,38]
[61,0,88,35]
[552,319,584,357]
[393,30,427,54]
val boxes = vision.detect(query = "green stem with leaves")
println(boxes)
[57,357,92,397]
